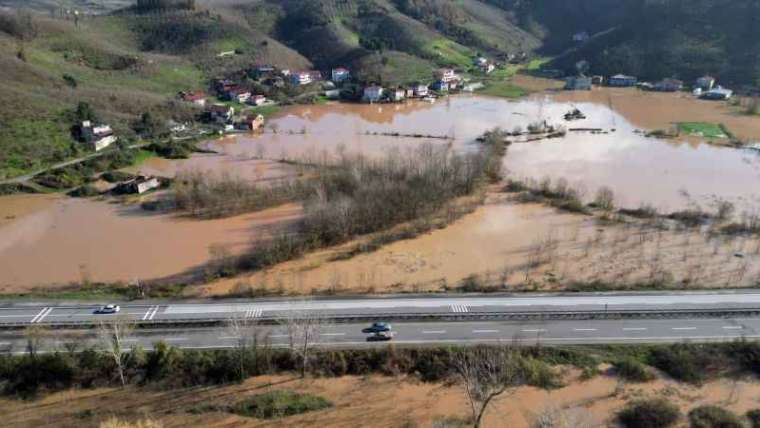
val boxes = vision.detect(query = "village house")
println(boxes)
[248,94,267,106]
[280,69,291,77]
[479,63,495,74]
[80,121,117,152]
[116,175,161,195]
[389,87,405,102]
[411,83,429,97]
[207,104,235,124]
[363,85,384,103]
[434,68,457,83]
[180,91,206,107]
[701,86,733,100]
[608,74,638,87]
[696,75,716,91]
[405,87,415,98]
[474,57,488,66]
[431,80,449,92]
[591,75,604,85]
[331,67,350,83]
[236,114,265,131]
[654,78,684,92]
[227,87,251,103]
[214,78,237,93]
[564,76,592,91]
[290,71,312,86]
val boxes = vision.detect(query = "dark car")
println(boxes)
[366,331,394,342]
[362,322,392,333]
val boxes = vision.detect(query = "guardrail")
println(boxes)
[2,307,760,330]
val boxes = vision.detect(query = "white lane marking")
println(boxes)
[623,327,648,331]
[149,306,159,321]
[472,330,499,334]
[573,328,598,332]
[723,326,743,330]
[451,304,469,313]
[672,327,697,331]
[522,329,546,333]
[36,307,53,323]
[30,307,51,323]
[142,306,156,321]
[321,333,346,337]
[422,330,446,334]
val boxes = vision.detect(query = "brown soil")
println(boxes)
[2,371,760,428]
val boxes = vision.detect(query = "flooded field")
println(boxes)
[1,91,759,290]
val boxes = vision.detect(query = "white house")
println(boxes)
[411,84,429,97]
[435,68,457,83]
[290,71,312,86]
[80,121,117,152]
[331,67,350,83]
[207,104,235,124]
[389,88,405,102]
[363,85,384,103]
[249,94,267,106]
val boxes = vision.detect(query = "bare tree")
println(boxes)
[226,307,269,380]
[284,304,324,378]
[97,315,135,387]
[454,346,524,428]
[24,324,48,358]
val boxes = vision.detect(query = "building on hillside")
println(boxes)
[654,78,684,92]
[411,83,429,98]
[564,76,593,91]
[290,71,313,86]
[431,80,449,92]
[696,76,716,91]
[236,114,265,131]
[80,121,117,152]
[227,88,251,103]
[608,74,638,87]
[331,67,350,83]
[207,104,235,124]
[701,86,733,100]
[474,57,488,66]
[434,68,457,83]
[116,176,161,195]
[214,78,236,93]
[180,91,207,106]
[573,31,590,43]
[363,85,384,103]
[389,88,406,102]
[591,75,604,85]
[248,94,267,106]
[479,63,495,74]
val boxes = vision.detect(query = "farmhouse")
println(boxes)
[80,121,117,152]
[434,68,457,83]
[115,176,161,195]
[290,71,312,86]
[180,91,206,106]
[389,88,406,102]
[410,83,429,98]
[608,74,637,87]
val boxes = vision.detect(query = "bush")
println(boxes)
[614,358,655,383]
[68,184,100,198]
[618,399,681,428]
[688,406,743,428]
[647,344,720,384]
[232,390,332,419]
[747,409,760,428]
[101,171,136,183]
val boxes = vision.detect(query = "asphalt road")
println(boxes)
[1,317,759,355]
[4,292,760,326]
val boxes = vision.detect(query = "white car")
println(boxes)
[96,304,120,314]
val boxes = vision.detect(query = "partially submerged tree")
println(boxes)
[226,307,269,380]
[97,315,135,386]
[454,346,524,428]
[23,324,49,358]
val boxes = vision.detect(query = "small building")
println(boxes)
[236,114,265,131]
[363,85,384,103]
[412,84,429,97]
[80,121,117,152]
[228,88,251,103]
[214,78,237,93]
[207,104,235,124]
[479,63,495,74]
[290,71,312,86]
[564,76,593,91]
[389,88,405,102]
[115,176,161,195]
[696,76,716,91]
[331,67,350,83]
[608,74,638,87]
[434,68,457,83]
[654,78,684,92]
[591,75,604,85]
[474,57,488,66]
[573,31,590,43]
[431,80,449,92]
[248,95,267,106]
[701,86,733,100]
[180,91,207,107]
[405,87,415,98]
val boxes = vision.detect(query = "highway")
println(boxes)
[3,291,760,351]
[0,317,759,355]
[4,292,760,327]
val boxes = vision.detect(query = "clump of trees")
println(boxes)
[618,399,681,428]
[688,406,744,428]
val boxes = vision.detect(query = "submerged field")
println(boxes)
[0,91,759,293]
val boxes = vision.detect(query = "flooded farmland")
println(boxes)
[1,92,759,290]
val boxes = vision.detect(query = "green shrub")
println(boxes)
[101,170,136,183]
[688,406,743,428]
[614,358,655,383]
[618,399,681,428]
[747,409,760,428]
[648,344,719,384]
[232,390,332,419]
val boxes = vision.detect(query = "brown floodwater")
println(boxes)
[2,93,759,289]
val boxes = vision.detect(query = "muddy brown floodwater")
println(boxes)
[1,93,759,290]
